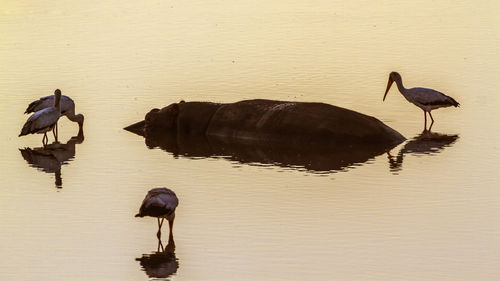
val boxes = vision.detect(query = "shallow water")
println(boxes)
[1,1,500,280]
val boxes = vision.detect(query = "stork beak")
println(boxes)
[383,77,394,101]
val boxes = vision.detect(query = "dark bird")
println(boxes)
[383,72,459,130]
[24,92,84,136]
[20,89,63,145]
[136,188,179,238]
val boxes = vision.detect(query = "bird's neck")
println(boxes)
[395,78,407,95]
[54,96,61,111]
[66,110,78,120]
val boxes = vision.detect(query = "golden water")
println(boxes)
[1,1,500,280]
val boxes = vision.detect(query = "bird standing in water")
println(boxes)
[383,72,459,130]
[136,188,179,239]
[20,89,63,145]
[25,92,84,137]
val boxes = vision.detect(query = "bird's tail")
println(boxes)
[19,120,33,137]
[135,213,143,217]
[25,99,42,114]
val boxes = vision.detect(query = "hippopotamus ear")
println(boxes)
[171,103,180,115]
[145,108,160,122]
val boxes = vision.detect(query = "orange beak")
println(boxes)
[383,77,394,101]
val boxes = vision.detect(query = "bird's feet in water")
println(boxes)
[423,123,433,132]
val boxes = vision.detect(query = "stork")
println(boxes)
[383,72,459,130]
[135,188,179,239]
[25,92,84,137]
[19,89,62,145]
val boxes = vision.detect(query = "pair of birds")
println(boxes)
[19,89,84,145]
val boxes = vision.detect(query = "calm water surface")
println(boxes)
[1,1,500,280]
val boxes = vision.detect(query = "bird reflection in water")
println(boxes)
[19,129,84,188]
[136,229,179,279]
[388,130,459,173]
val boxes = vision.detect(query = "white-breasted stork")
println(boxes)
[19,89,63,145]
[25,93,84,136]
[135,188,179,239]
[383,72,459,129]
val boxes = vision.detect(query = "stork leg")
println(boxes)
[168,219,174,236]
[423,111,428,131]
[428,111,435,131]
[42,132,48,146]
[157,238,165,252]
[157,218,164,239]
[52,123,59,143]
[52,127,57,142]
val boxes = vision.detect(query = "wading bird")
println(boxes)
[383,72,459,130]
[25,92,84,137]
[136,188,179,239]
[19,89,62,145]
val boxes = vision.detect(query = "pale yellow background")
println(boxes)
[1,0,499,280]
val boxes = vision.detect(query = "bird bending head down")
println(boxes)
[383,72,402,101]
[19,89,63,145]
[136,188,179,237]
[75,114,84,130]
[24,89,84,133]
[382,71,459,130]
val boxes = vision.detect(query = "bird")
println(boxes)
[24,92,84,137]
[19,89,63,145]
[135,188,179,239]
[383,72,459,130]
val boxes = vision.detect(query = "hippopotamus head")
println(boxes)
[145,103,180,131]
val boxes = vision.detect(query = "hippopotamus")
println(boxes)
[125,99,405,147]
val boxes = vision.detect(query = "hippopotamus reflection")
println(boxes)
[128,123,397,173]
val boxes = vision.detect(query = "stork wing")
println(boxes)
[25,96,53,114]
[25,95,74,114]
[409,87,454,106]
[25,108,61,132]
[140,188,179,214]
[156,192,179,210]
